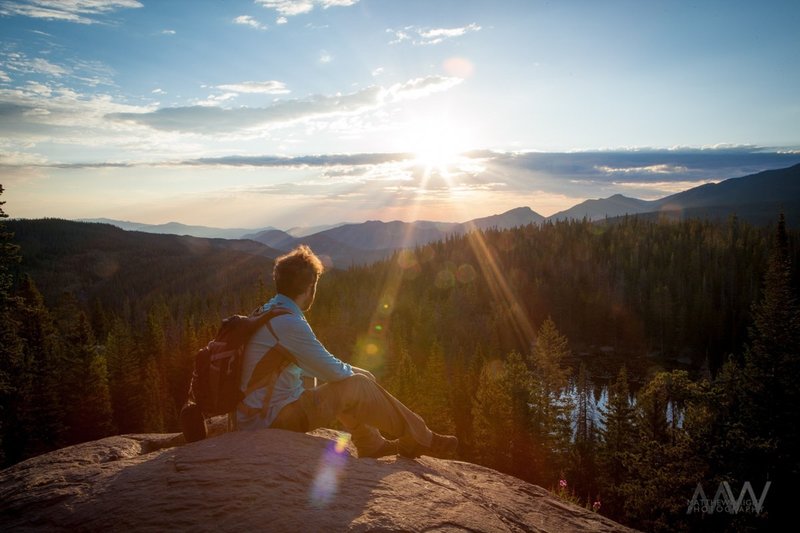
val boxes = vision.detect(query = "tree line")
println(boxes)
[1,184,798,530]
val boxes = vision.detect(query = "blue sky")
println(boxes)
[1,0,799,228]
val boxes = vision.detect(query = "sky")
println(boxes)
[1,0,799,229]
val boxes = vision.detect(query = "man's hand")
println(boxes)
[351,366,376,382]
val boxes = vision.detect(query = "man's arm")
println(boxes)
[272,314,354,382]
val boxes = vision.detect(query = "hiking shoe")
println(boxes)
[399,433,459,459]
[359,439,399,459]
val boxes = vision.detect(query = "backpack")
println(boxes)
[180,307,295,442]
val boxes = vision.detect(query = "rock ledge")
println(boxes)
[1,429,636,532]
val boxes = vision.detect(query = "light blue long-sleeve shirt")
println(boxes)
[237,293,353,429]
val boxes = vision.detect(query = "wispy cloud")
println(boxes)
[319,50,332,64]
[255,0,358,18]
[0,70,11,82]
[0,0,142,24]
[183,152,413,168]
[216,80,289,94]
[385,76,463,101]
[612,180,721,198]
[233,15,266,30]
[1,48,115,86]
[106,75,463,134]
[594,164,690,175]
[388,23,481,45]
[161,29,176,35]
[0,81,159,152]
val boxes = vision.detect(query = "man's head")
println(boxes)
[273,245,325,310]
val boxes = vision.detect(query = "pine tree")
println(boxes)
[597,365,635,519]
[416,342,455,434]
[62,311,114,443]
[528,317,572,485]
[504,351,534,480]
[570,362,598,503]
[386,344,421,410]
[106,317,143,432]
[0,185,24,466]
[13,275,65,458]
[622,371,708,532]
[715,213,800,526]
[471,358,513,472]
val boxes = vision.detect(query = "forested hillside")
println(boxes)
[2,197,798,530]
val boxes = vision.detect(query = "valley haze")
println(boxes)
[72,163,800,267]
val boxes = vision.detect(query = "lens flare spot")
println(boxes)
[378,299,393,316]
[374,324,383,332]
[419,246,435,263]
[456,263,477,284]
[435,269,456,289]
[443,56,475,78]
[335,433,350,454]
[398,250,418,269]
[365,343,379,356]
[309,433,350,508]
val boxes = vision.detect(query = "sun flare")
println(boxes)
[402,115,473,175]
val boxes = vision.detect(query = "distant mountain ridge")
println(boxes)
[78,218,276,240]
[549,163,800,224]
[244,206,545,265]
[74,163,800,266]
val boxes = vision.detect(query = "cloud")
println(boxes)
[2,54,69,78]
[0,81,156,149]
[385,76,463,101]
[233,15,266,30]
[195,92,238,106]
[319,50,332,63]
[612,180,721,198]
[216,80,289,94]
[481,148,800,200]
[255,0,358,17]
[388,23,481,45]
[107,88,380,133]
[1,49,114,86]
[29,58,68,77]
[0,149,50,166]
[594,164,690,174]
[161,29,176,35]
[0,70,11,82]
[106,75,463,134]
[183,152,414,168]
[0,0,143,24]
[276,16,287,24]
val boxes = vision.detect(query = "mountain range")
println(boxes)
[77,163,799,266]
[549,163,800,223]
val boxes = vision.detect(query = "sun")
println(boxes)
[401,115,473,176]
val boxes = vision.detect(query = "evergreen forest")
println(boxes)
[1,185,798,531]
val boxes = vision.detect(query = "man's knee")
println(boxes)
[335,373,379,397]
[343,372,373,388]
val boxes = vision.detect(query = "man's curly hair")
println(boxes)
[273,245,324,298]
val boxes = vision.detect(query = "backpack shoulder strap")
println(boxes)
[240,308,294,401]
[260,308,291,341]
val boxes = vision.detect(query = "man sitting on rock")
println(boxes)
[236,244,458,459]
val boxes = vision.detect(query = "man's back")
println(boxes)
[237,293,353,430]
